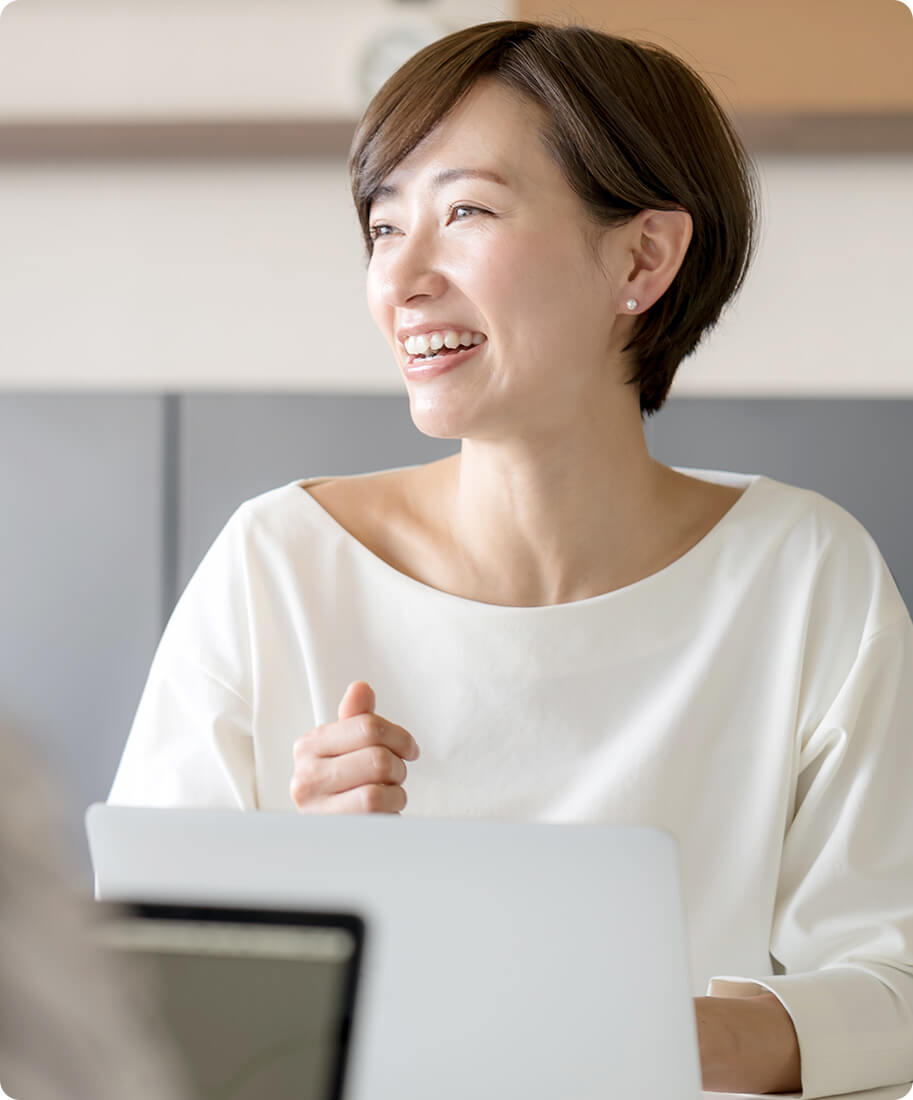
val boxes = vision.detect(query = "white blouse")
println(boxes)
[108,464,913,1099]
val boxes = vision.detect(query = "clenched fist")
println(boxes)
[289,681,420,814]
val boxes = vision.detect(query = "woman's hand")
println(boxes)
[290,681,420,814]
[694,992,802,1093]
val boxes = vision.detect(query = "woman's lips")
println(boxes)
[403,340,485,380]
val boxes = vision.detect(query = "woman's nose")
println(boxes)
[375,235,449,307]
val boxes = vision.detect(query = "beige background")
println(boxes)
[516,0,913,112]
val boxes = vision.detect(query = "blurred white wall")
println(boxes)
[0,0,509,119]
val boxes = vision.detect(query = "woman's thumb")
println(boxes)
[338,681,375,722]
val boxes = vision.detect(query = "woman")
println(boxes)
[108,20,913,1098]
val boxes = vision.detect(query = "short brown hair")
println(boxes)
[349,19,760,417]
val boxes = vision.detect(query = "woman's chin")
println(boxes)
[407,398,475,440]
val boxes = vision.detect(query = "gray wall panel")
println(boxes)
[0,395,164,885]
[650,398,913,615]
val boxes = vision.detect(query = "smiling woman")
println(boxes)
[349,20,759,417]
[107,19,913,1100]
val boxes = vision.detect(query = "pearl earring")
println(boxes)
[626,298,639,311]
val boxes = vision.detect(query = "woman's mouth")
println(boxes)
[403,339,486,380]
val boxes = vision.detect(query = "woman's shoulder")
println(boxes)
[748,472,908,638]
[672,466,881,576]
[241,460,441,521]
[751,472,888,563]
[228,461,447,581]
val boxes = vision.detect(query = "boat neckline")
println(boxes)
[288,465,764,614]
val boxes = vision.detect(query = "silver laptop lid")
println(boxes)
[87,806,702,1100]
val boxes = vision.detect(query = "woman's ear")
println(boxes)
[617,208,693,315]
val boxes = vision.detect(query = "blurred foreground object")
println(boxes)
[0,729,192,1100]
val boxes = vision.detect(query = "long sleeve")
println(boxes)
[107,507,258,810]
[707,616,913,1098]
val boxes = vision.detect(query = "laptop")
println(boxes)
[87,805,704,1100]
[90,898,364,1100]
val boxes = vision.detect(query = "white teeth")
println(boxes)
[403,329,486,356]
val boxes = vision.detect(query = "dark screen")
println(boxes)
[92,903,364,1100]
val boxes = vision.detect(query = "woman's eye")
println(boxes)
[368,205,488,241]
[450,204,486,220]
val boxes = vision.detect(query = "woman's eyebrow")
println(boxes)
[372,168,512,205]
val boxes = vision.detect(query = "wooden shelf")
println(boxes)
[0,119,359,161]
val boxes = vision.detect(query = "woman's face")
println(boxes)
[365,78,632,441]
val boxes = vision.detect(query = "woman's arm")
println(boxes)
[704,615,913,1097]
[108,504,258,809]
